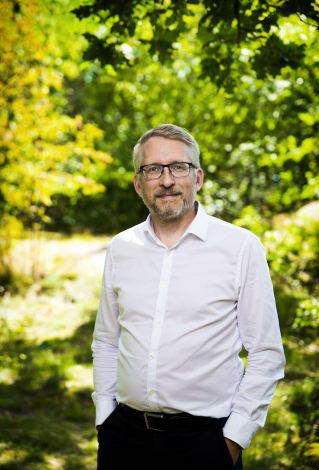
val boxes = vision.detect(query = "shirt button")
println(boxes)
[155,318,161,324]
[148,390,154,396]
[150,354,155,359]
[161,283,166,289]
[167,251,171,256]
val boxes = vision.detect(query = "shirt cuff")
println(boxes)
[94,399,117,427]
[222,412,260,449]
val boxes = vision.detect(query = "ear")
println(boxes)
[134,174,143,197]
[195,168,204,193]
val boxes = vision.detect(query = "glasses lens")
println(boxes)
[144,165,162,180]
[142,163,192,179]
[170,163,190,177]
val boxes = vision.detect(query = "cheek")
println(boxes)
[140,185,154,201]
[137,178,149,197]
[188,177,198,193]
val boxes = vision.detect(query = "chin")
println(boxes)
[154,205,189,220]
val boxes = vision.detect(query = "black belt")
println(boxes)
[119,403,225,432]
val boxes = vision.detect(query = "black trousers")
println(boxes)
[97,404,243,469]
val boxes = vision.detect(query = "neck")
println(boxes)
[150,204,197,249]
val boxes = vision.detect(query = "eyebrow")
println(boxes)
[144,160,189,165]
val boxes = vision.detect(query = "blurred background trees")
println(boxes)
[0,0,111,280]
[0,0,318,468]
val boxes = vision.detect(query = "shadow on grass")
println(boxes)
[2,306,319,469]
[0,316,97,470]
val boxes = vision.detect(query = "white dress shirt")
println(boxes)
[92,200,285,449]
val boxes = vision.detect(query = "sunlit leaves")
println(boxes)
[0,0,111,270]
[294,298,319,336]
[73,0,319,89]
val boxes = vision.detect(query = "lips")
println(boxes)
[156,192,182,199]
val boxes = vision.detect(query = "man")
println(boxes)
[92,124,285,469]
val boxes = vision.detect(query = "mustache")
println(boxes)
[155,190,183,198]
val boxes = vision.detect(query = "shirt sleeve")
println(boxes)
[222,234,286,449]
[91,242,120,427]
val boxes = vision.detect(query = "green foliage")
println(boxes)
[57,2,319,233]
[0,0,111,276]
[288,373,319,469]
[1,0,318,235]
[72,0,319,88]
[0,236,104,469]
[252,34,306,78]
[294,298,319,337]
[1,1,319,467]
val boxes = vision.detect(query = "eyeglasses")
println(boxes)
[139,162,197,180]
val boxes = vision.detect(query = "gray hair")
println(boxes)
[133,124,200,173]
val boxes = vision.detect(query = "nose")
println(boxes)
[159,166,175,187]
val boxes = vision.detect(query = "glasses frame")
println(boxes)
[138,162,197,180]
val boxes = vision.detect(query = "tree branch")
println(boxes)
[295,12,319,29]
[266,1,319,28]
[234,0,241,45]
[265,1,283,9]
[234,0,265,44]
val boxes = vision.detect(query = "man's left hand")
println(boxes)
[224,437,242,465]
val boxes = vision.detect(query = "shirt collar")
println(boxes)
[187,200,209,241]
[143,200,209,244]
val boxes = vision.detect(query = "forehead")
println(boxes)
[142,136,191,165]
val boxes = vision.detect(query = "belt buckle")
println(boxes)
[144,412,165,432]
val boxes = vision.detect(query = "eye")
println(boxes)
[171,163,188,171]
[146,165,161,174]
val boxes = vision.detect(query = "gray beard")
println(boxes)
[140,181,197,221]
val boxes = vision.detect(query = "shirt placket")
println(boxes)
[146,249,174,410]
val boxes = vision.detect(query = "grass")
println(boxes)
[0,233,318,469]
[0,234,111,470]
